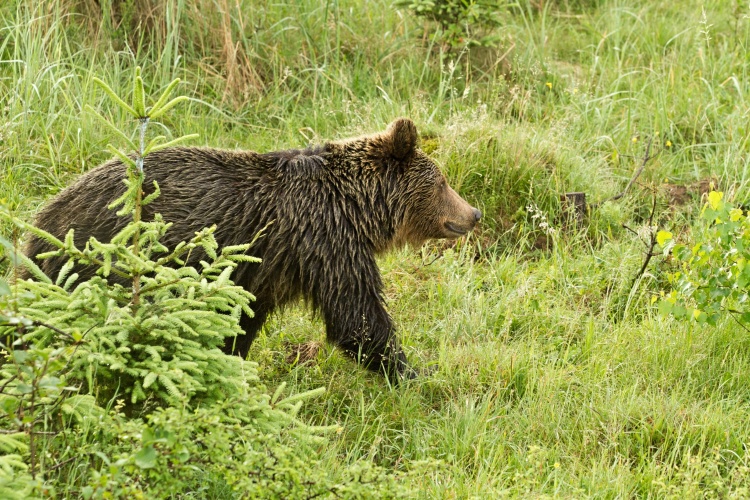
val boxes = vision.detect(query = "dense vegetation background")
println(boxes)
[2,0,750,497]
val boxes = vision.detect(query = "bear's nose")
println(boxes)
[473,208,482,222]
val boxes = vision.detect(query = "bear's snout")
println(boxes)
[437,183,481,239]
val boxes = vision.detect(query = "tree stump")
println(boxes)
[560,192,587,227]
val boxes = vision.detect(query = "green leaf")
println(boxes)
[672,305,688,319]
[142,427,155,444]
[0,277,9,296]
[175,445,190,463]
[16,383,33,394]
[135,445,157,469]
[38,376,62,392]
[656,230,673,247]
[12,350,29,363]
[692,308,707,323]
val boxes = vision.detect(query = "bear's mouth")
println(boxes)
[443,221,471,237]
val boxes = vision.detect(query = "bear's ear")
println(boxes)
[386,118,418,160]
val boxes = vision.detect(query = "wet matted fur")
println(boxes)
[26,118,481,380]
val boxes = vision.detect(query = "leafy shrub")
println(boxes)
[658,191,750,327]
[395,0,506,47]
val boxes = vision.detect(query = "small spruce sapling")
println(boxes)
[1,68,257,407]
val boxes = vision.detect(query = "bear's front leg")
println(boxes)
[332,323,417,381]
[320,279,416,381]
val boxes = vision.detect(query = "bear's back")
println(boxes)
[26,145,332,279]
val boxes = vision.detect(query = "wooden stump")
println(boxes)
[560,192,587,227]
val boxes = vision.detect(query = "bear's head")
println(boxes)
[377,118,482,250]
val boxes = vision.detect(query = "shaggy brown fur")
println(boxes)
[26,119,481,379]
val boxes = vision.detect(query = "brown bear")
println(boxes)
[25,118,481,379]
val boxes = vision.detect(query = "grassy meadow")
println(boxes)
[3,0,750,496]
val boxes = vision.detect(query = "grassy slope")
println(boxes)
[2,0,750,496]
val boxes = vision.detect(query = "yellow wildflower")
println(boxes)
[708,191,723,210]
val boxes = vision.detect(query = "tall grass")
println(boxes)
[3,0,750,496]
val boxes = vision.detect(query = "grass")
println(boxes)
[3,0,750,496]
